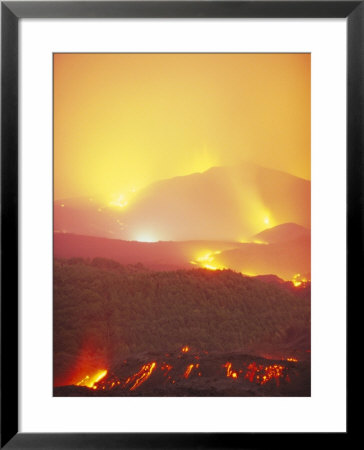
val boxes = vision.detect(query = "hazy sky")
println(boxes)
[54,53,310,201]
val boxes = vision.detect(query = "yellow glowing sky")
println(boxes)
[54,53,310,201]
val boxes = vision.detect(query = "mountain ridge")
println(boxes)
[54,162,310,241]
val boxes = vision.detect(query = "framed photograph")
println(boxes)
[1,1,358,447]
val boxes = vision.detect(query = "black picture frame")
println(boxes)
[1,1,359,448]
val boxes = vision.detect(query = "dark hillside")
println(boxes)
[54,258,310,387]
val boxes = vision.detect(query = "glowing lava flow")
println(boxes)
[123,362,157,391]
[292,273,308,287]
[183,363,199,379]
[70,347,294,393]
[259,365,285,385]
[244,362,285,386]
[76,369,108,389]
[190,251,225,271]
[223,362,238,379]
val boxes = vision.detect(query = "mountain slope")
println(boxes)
[252,223,310,244]
[53,233,236,270]
[53,259,310,387]
[215,235,310,280]
[54,162,310,241]
[54,230,310,280]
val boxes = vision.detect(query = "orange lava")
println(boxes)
[245,362,285,385]
[292,273,309,288]
[76,369,107,388]
[223,362,239,379]
[184,364,194,379]
[126,362,157,391]
[68,348,292,393]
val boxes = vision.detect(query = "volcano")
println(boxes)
[54,163,310,242]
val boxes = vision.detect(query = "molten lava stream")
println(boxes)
[223,362,238,379]
[122,362,157,391]
[76,369,108,389]
[183,363,199,379]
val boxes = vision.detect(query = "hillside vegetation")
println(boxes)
[54,258,310,383]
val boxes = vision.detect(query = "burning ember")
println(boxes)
[161,363,172,374]
[245,362,285,386]
[181,345,190,353]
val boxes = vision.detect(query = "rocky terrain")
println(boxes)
[54,347,310,397]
